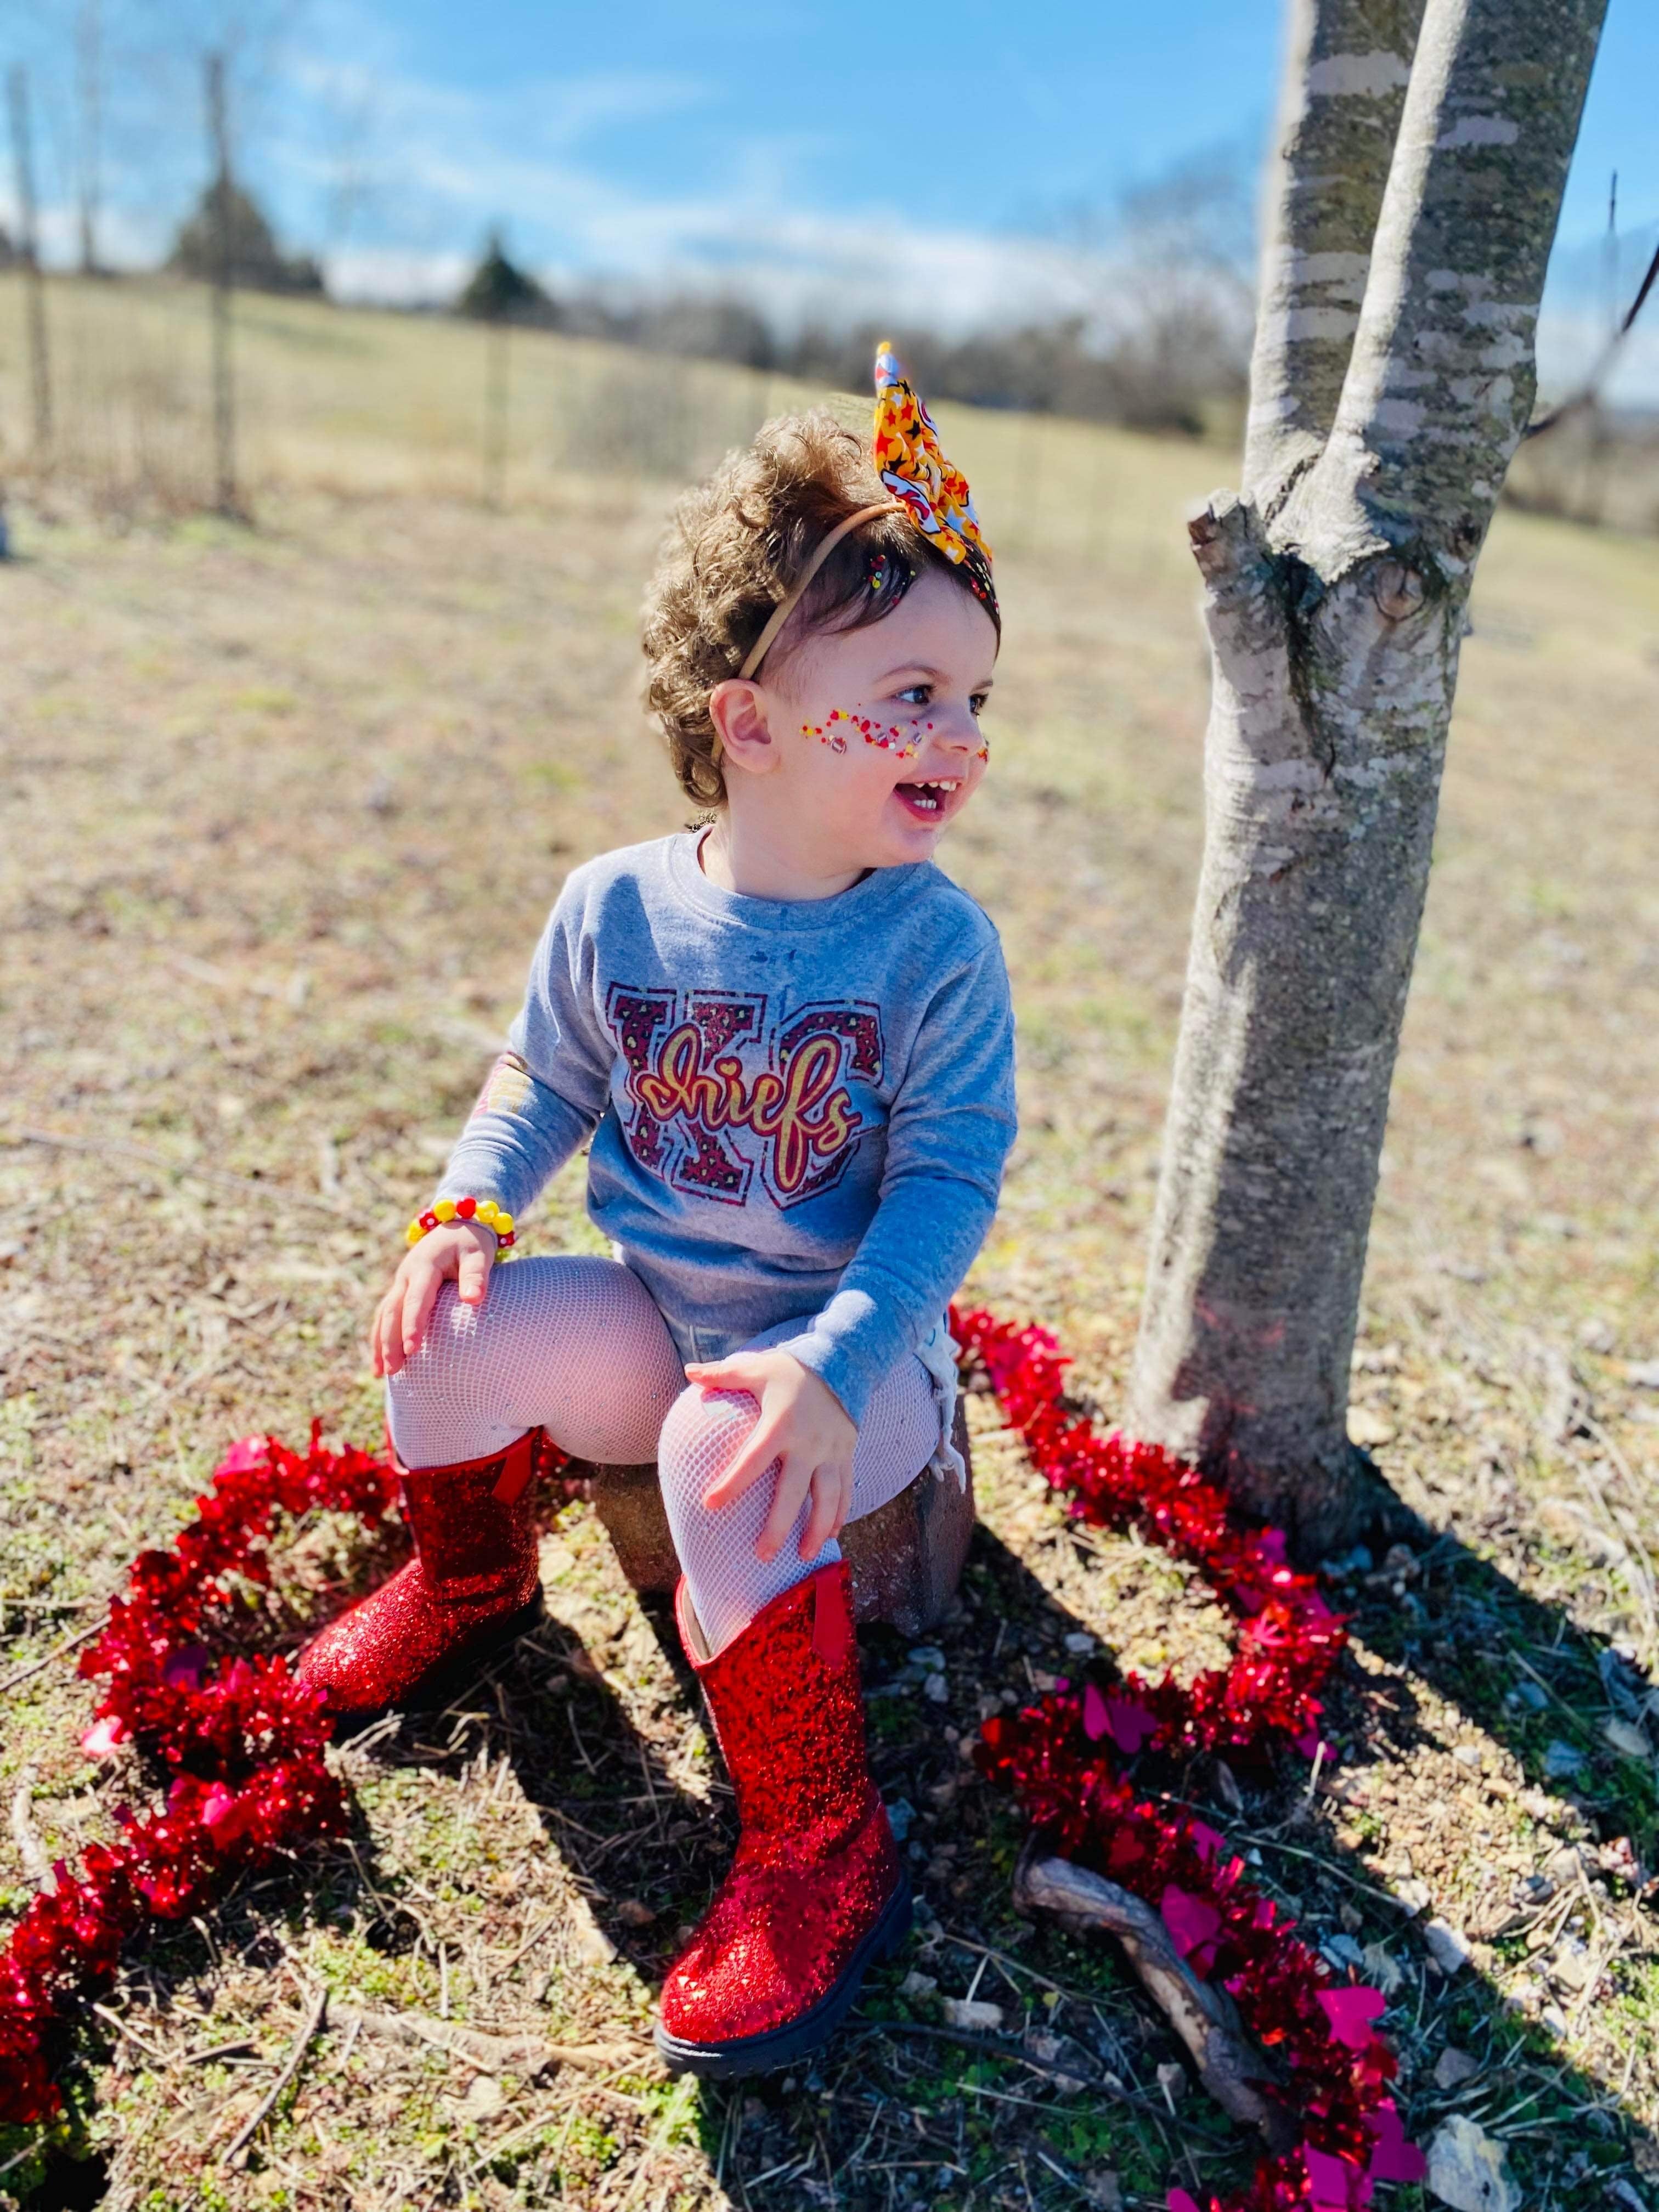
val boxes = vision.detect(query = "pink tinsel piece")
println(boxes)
[1318,1985,1386,2050]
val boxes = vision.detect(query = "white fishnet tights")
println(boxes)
[385,1257,938,1652]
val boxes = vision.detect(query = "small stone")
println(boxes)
[1626,1359,1659,1387]
[1548,1937,1593,1990]
[899,1971,938,2000]
[1394,1876,1432,1916]
[1434,2046,1482,2090]
[940,1996,1003,2032]
[885,1797,915,1841]
[1155,2059,1186,2104]
[1063,1632,1097,1654]
[1363,1942,1405,1996]
[1348,1406,1396,1447]
[1320,1933,1365,1971]
[449,2073,504,2121]
[614,1898,656,1927]
[1453,1743,1482,1768]
[1604,1717,1650,1759]
[1426,2115,1519,2211]
[907,1645,945,1671]
[1424,1918,1472,1974]
[1540,2003,1569,2037]
[1086,2174,1124,2212]
[1506,1681,1547,1713]
[923,1672,949,1705]
[1543,1741,1584,1780]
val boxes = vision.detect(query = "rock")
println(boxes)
[907,1645,945,1671]
[1548,1937,1593,1990]
[1426,2116,1519,2212]
[899,1971,938,2000]
[923,1671,950,1704]
[940,1997,1003,2032]
[885,1797,915,1841]
[1434,2046,1481,2090]
[614,1898,656,1927]
[1627,1360,1659,1389]
[1155,2059,1187,2103]
[1063,1631,1097,1654]
[1424,1918,1472,1974]
[1363,1942,1406,1996]
[1604,1717,1650,1759]
[1348,1407,1396,1447]
[1085,2174,1124,2211]
[1505,1680,1547,1713]
[1543,1741,1584,1780]
[1393,1876,1432,1916]
[1319,1933,1365,1972]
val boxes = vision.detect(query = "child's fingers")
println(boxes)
[399,1263,440,1359]
[456,1244,493,1306]
[685,1355,761,1393]
[701,1411,782,1510]
[796,1463,849,1561]
[755,1455,811,1562]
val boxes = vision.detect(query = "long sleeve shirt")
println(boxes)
[439,829,1017,1426]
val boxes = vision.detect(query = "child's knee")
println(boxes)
[657,1384,760,1513]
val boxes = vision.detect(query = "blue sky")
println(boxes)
[8,0,1658,398]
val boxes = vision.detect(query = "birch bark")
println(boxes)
[1126,0,1606,1552]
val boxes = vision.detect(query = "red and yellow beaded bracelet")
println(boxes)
[405,1195,516,1252]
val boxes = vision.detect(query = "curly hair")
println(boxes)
[641,407,996,808]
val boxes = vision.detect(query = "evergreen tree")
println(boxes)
[457,230,551,322]
[168,180,324,295]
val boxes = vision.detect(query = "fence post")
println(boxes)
[484,318,509,509]
[7,64,53,460]
[205,52,239,516]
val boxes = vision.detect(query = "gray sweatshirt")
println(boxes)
[440,830,1017,1426]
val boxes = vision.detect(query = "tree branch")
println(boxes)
[1013,1850,1297,2153]
[1290,0,1609,577]
[1245,0,1428,518]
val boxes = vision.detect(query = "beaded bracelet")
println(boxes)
[405,1195,516,1252]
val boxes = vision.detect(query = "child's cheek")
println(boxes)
[799,707,929,761]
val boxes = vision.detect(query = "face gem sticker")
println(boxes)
[799,707,933,760]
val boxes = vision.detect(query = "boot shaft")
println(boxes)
[682,1564,874,1842]
[394,1431,540,1604]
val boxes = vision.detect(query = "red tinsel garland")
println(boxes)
[951,1307,1424,2212]
[1,1317,1426,2212]
[0,1426,399,2126]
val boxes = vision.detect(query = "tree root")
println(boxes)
[1013,1846,1297,2153]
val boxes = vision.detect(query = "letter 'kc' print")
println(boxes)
[605,987,883,1209]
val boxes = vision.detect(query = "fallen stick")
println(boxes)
[222,1988,329,2165]
[325,2002,650,2077]
[1013,1849,1296,2154]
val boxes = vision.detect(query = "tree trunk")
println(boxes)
[205,52,239,518]
[1127,0,1606,1554]
[7,64,52,459]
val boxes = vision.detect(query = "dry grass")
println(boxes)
[3,280,1659,2211]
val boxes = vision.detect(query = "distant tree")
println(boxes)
[168,177,324,295]
[0,223,15,270]
[457,230,551,323]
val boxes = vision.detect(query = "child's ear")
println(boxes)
[709,679,781,777]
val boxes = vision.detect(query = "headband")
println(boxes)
[734,342,996,685]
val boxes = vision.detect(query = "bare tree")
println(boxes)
[204,49,238,515]
[6,64,52,458]
[76,0,104,273]
[1126,0,1607,1552]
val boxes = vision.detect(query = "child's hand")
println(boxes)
[688,1349,858,1564]
[371,1220,498,1379]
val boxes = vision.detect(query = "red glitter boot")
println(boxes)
[295,1432,545,1725]
[654,1561,910,2078]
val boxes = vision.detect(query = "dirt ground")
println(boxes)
[3,398,1659,2212]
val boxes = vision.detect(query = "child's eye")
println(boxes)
[896,684,933,707]
[969,692,989,717]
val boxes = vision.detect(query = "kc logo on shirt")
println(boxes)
[606,987,883,1208]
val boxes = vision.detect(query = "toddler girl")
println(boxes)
[298,349,1017,2078]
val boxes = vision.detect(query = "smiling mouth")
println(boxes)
[894,777,962,820]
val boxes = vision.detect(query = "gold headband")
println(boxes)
[735,499,904,683]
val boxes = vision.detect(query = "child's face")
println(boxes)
[751,565,998,872]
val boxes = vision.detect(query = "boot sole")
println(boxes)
[652,1869,912,2080]
[323,1589,546,1739]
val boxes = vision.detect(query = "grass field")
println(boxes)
[3,278,1659,2212]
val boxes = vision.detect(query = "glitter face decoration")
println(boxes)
[799,707,930,760]
[872,343,997,617]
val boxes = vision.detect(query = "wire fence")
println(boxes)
[0,272,1211,585]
